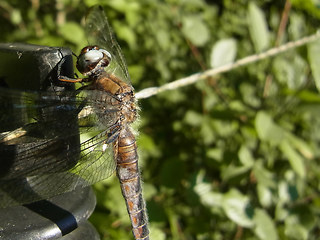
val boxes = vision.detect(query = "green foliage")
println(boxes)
[2,0,320,239]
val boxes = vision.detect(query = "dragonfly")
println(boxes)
[0,5,149,240]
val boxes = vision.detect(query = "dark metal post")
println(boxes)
[0,43,100,240]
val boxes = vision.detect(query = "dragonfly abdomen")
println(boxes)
[115,127,149,240]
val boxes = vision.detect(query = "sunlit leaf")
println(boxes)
[181,15,210,46]
[240,82,261,108]
[114,23,137,49]
[255,111,285,144]
[194,182,223,208]
[253,162,276,188]
[297,90,320,102]
[149,224,166,240]
[222,189,254,227]
[221,164,251,182]
[254,209,278,240]
[10,9,22,25]
[308,39,320,92]
[248,2,270,52]
[279,141,306,178]
[286,132,314,160]
[58,22,85,45]
[210,38,237,68]
[273,54,308,89]
[257,183,273,207]
[238,145,255,167]
[285,213,309,240]
[278,180,299,204]
[184,110,203,127]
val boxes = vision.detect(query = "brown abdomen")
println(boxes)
[115,127,149,240]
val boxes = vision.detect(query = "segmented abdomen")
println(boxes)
[115,127,149,240]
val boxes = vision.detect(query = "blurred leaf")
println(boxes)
[255,111,285,143]
[273,54,308,89]
[297,90,320,102]
[257,183,273,207]
[128,64,145,84]
[207,148,223,162]
[278,180,299,204]
[184,110,203,127]
[181,15,210,46]
[253,162,276,188]
[221,164,251,182]
[279,141,306,178]
[248,2,270,52]
[240,82,261,108]
[284,212,310,240]
[285,132,314,159]
[194,182,223,208]
[254,209,278,240]
[114,22,137,49]
[238,145,255,167]
[137,133,161,158]
[222,189,254,228]
[194,170,223,208]
[291,0,320,18]
[288,12,307,39]
[10,9,22,25]
[210,38,237,68]
[58,22,85,45]
[143,183,157,201]
[149,224,166,240]
[308,39,320,92]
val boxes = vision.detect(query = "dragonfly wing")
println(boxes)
[0,87,120,207]
[85,6,131,84]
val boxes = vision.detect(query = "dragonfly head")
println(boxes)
[76,45,112,76]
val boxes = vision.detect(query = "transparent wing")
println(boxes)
[85,5,131,84]
[0,87,121,207]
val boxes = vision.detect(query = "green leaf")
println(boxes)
[10,9,22,25]
[149,224,166,240]
[114,23,137,49]
[279,141,306,178]
[184,110,203,127]
[308,39,320,92]
[58,22,85,45]
[253,161,276,188]
[257,183,273,207]
[284,213,309,240]
[278,181,298,204]
[221,164,251,182]
[286,132,314,160]
[254,209,278,240]
[194,181,223,208]
[273,55,308,89]
[255,111,285,144]
[297,89,320,102]
[210,38,237,68]
[248,2,270,52]
[222,189,254,227]
[181,15,210,46]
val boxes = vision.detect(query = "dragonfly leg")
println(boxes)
[56,50,91,84]
[58,75,91,83]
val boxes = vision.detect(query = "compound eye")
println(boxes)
[83,50,103,64]
[76,48,103,74]
[99,49,112,61]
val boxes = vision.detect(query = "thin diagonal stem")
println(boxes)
[136,31,320,100]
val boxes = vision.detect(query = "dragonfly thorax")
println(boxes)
[76,45,111,76]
